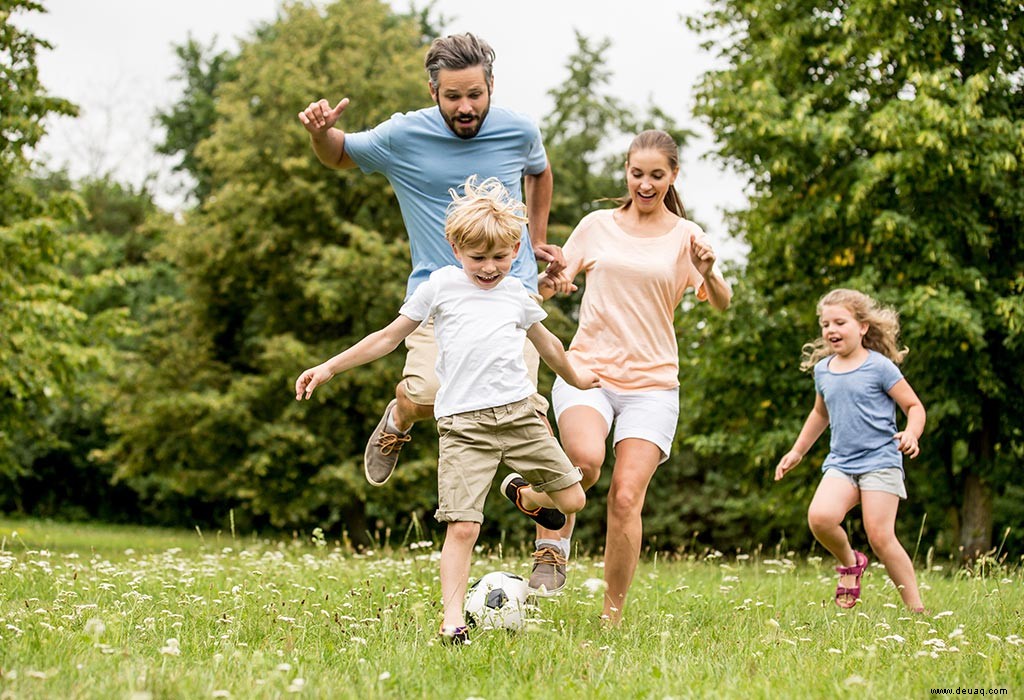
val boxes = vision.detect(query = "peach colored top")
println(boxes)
[562,209,707,392]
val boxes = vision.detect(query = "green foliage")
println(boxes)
[103,0,439,536]
[1,171,176,523]
[155,37,240,203]
[0,0,76,213]
[0,2,98,482]
[690,1,1024,555]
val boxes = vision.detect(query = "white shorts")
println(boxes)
[551,377,679,464]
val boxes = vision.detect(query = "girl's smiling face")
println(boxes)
[819,304,868,358]
[626,148,678,213]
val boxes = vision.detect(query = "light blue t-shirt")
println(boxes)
[344,106,548,299]
[814,350,905,474]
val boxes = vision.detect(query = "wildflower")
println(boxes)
[212,691,231,698]
[84,617,105,640]
[378,672,391,681]
[160,638,181,656]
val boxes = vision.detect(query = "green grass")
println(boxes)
[1,517,1021,699]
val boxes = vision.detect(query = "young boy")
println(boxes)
[294,176,598,644]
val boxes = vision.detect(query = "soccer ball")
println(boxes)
[464,571,530,631]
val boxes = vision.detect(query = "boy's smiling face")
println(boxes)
[452,241,520,290]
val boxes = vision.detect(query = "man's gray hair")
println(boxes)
[424,33,495,89]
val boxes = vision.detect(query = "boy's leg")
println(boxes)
[435,409,501,631]
[861,489,925,611]
[439,521,482,629]
[516,481,586,514]
[363,322,438,486]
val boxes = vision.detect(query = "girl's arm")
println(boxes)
[526,322,600,390]
[888,378,926,458]
[775,394,830,480]
[295,315,421,400]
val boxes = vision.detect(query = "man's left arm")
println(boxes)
[524,163,564,274]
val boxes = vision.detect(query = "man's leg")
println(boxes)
[363,321,438,486]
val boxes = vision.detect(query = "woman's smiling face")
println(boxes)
[626,148,678,213]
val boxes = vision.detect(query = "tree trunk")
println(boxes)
[343,501,372,550]
[959,469,992,563]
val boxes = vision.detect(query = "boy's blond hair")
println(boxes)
[445,176,527,251]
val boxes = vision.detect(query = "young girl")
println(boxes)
[775,289,926,612]
[534,130,732,623]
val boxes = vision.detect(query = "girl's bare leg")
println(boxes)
[861,490,925,611]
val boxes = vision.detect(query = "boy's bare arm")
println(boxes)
[295,315,421,400]
[526,322,600,390]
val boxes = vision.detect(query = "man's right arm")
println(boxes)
[298,97,358,170]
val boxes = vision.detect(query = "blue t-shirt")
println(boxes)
[814,350,905,474]
[344,106,548,299]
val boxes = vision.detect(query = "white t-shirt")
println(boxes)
[399,266,546,418]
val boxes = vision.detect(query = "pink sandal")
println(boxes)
[834,550,868,609]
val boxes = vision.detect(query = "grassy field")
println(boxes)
[0,517,1021,699]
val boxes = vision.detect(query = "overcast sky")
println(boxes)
[17,0,748,259]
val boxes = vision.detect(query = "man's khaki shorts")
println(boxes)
[434,398,583,524]
[402,317,550,414]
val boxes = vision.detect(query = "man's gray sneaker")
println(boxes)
[528,544,567,596]
[363,399,411,486]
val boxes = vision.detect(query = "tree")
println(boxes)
[154,37,239,204]
[103,0,441,538]
[3,172,172,521]
[0,1,93,481]
[689,1,1024,558]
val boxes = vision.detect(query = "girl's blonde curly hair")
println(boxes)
[800,288,909,371]
[445,176,527,251]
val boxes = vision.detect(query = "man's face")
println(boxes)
[429,66,492,139]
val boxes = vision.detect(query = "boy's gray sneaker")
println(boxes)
[528,544,568,596]
[363,399,411,486]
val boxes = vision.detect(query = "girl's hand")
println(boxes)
[295,365,333,400]
[893,431,920,458]
[774,451,802,481]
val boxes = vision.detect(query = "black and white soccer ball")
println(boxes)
[464,571,530,631]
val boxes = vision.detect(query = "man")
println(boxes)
[298,34,566,591]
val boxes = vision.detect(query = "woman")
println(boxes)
[534,130,731,624]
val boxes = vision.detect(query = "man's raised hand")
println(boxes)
[298,98,350,135]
